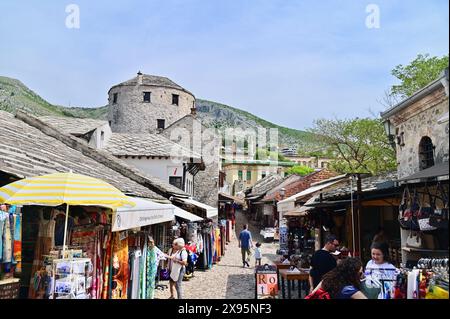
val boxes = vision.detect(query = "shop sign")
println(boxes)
[279,225,288,249]
[112,209,174,232]
[255,264,278,299]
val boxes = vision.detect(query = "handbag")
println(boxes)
[160,268,170,280]
[418,187,438,232]
[406,231,423,249]
[429,183,449,229]
[398,187,420,231]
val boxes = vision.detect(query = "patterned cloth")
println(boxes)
[13,211,22,273]
[111,233,129,299]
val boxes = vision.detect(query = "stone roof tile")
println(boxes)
[0,110,165,200]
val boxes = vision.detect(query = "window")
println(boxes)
[143,92,151,102]
[157,119,165,130]
[108,121,112,127]
[419,136,435,170]
[172,94,179,106]
[112,93,118,104]
[169,176,183,190]
[238,170,243,181]
[246,171,252,182]
[261,172,266,179]
[100,131,105,142]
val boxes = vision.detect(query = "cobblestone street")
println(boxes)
[154,210,279,299]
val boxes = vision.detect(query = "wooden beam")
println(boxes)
[362,198,401,206]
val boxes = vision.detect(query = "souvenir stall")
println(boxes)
[111,197,176,299]
[282,211,316,268]
[397,182,449,265]
[362,257,448,299]
[0,172,148,299]
[360,179,449,300]
[171,197,222,271]
[22,205,113,299]
[219,193,243,244]
[0,204,21,299]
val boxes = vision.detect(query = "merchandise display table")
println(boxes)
[279,268,309,299]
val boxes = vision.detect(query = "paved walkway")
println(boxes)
[154,210,279,299]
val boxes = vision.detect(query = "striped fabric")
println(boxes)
[0,172,135,208]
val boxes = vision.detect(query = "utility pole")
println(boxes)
[355,173,362,258]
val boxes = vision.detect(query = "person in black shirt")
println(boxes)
[308,234,339,292]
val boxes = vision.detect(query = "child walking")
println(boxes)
[254,242,262,266]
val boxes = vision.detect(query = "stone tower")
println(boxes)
[107,72,195,133]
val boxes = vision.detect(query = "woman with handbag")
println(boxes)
[167,238,188,299]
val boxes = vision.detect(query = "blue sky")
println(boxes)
[0,0,448,130]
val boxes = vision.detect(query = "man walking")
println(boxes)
[238,224,253,267]
[308,234,339,292]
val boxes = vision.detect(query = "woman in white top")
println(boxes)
[167,238,188,299]
[364,241,397,299]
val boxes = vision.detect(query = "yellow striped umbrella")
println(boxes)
[0,172,135,255]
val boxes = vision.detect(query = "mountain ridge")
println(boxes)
[0,75,319,151]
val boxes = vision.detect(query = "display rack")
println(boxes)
[51,258,92,299]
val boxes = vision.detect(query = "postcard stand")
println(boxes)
[51,258,92,299]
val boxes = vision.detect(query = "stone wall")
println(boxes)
[391,87,449,178]
[162,115,220,207]
[107,85,194,133]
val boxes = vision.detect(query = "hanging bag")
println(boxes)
[418,186,438,232]
[406,231,423,249]
[429,183,449,229]
[398,187,420,231]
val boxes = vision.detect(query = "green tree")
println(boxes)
[285,165,315,176]
[390,54,449,99]
[310,118,396,175]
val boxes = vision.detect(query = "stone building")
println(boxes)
[222,159,296,195]
[381,68,449,179]
[161,112,220,207]
[381,68,449,264]
[107,72,195,133]
[283,155,332,169]
[105,72,219,208]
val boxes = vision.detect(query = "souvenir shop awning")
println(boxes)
[112,197,175,232]
[173,206,203,222]
[277,176,347,212]
[218,193,245,205]
[283,196,319,217]
[397,162,449,183]
[177,198,218,218]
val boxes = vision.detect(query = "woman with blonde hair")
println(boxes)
[167,237,188,299]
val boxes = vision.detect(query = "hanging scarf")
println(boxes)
[101,234,112,299]
[140,238,147,299]
[13,210,22,273]
[111,233,129,299]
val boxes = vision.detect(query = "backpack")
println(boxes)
[305,288,331,299]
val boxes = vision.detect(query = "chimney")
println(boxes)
[137,71,143,85]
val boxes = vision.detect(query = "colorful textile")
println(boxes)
[146,247,157,299]
[2,212,12,263]
[140,239,147,299]
[101,235,112,299]
[13,212,21,273]
[111,233,129,299]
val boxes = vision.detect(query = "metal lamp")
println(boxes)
[383,119,396,149]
